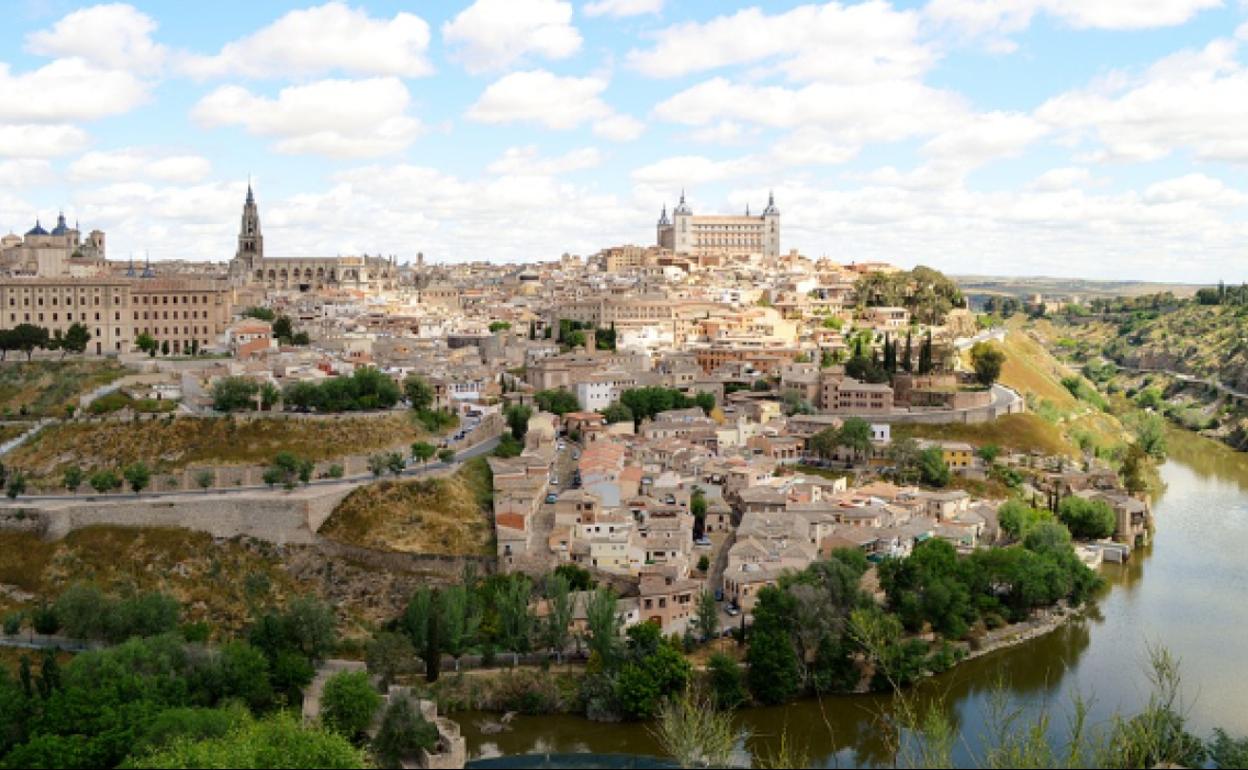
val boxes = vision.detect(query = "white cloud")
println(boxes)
[191,78,421,158]
[1028,166,1093,191]
[26,3,167,73]
[583,0,663,18]
[69,149,212,183]
[0,124,89,158]
[653,77,966,146]
[593,115,645,141]
[467,70,642,140]
[921,111,1048,164]
[487,146,602,175]
[627,2,934,83]
[926,0,1223,46]
[443,0,581,73]
[0,160,54,188]
[1037,37,1248,163]
[0,58,149,123]
[183,2,432,79]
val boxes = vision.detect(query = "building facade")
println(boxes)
[2,213,107,277]
[656,191,780,258]
[1,276,231,355]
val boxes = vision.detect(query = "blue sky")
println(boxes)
[2,0,1247,281]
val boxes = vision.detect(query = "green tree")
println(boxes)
[135,331,157,356]
[410,441,435,467]
[971,341,1006,387]
[917,447,951,487]
[695,589,719,642]
[403,375,434,412]
[385,451,405,478]
[706,652,747,709]
[1057,496,1117,540]
[366,632,416,690]
[534,388,581,415]
[212,376,260,412]
[124,462,151,493]
[505,403,533,442]
[128,712,367,769]
[998,499,1050,540]
[1132,412,1168,459]
[437,448,455,464]
[60,322,91,356]
[259,382,281,410]
[585,586,623,665]
[372,697,439,768]
[543,573,574,660]
[272,315,294,343]
[837,417,873,461]
[10,323,49,361]
[745,588,801,705]
[367,453,388,478]
[424,589,442,683]
[89,469,121,494]
[600,401,633,424]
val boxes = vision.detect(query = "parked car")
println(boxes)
[714,589,724,602]
[725,606,741,617]
[545,493,558,504]
[694,537,712,548]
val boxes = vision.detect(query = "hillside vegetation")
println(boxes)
[0,360,130,418]
[7,412,425,482]
[0,525,461,639]
[320,457,494,556]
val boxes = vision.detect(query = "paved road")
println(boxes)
[0,433,500,505]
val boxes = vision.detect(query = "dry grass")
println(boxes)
[895,413,1074,456]
[0,526,309,635]
[0,423,28,444]
[0,525,463,640]
[0,360,130,418]
[320,457,494,556]
[7,412,425,481]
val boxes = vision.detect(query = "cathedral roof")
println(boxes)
[26,219,48,237]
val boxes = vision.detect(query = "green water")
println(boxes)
[461,428,1248,766]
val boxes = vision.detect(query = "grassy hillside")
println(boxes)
[0,524,461,640]
[0,360,130,418]
[951,320,1130,457]
[895,413,1073,456]
[7,412,427,482]
[320,457,494,556]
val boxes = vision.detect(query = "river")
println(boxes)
[460,427,1248,767]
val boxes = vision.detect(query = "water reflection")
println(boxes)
[459,428,1248,766]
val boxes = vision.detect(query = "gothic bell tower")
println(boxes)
[237,182,263,267]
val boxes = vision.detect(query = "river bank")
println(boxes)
[457,429,1248,766]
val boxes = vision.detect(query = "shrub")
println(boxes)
[372,697,439,768]
[320,670,382,740]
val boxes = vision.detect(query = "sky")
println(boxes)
[1,0,1247,281]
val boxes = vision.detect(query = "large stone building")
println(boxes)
[1,213,107,277]
[656,191,780,258]
[1,275,231,356]
[227,186,398,292]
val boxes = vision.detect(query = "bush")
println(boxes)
[320,671,382,740]
[1057,496,1117,540]
[3,612,21,636]
[372,697,439,768]
[706,653,747,709]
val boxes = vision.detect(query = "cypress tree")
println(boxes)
[426,589,442,683]
[903,331,913,373]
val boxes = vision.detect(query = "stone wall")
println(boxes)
[10,484,356,544]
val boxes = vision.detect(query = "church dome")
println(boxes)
[26,219,48,236]
[50,212,70,236]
